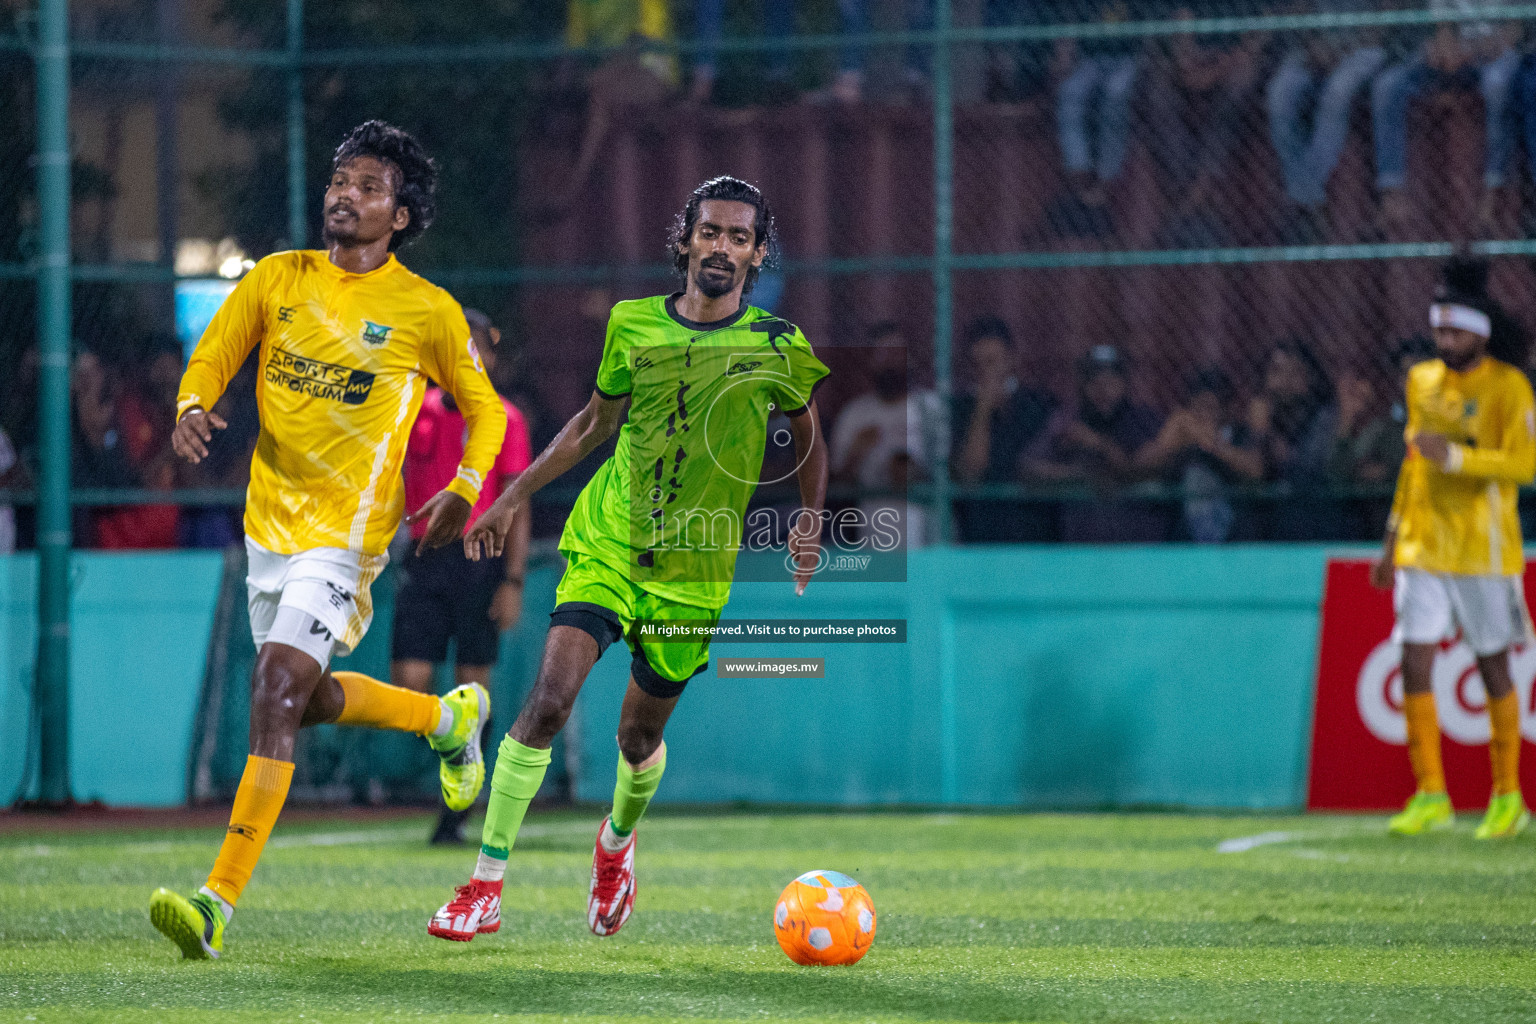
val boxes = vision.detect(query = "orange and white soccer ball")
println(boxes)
[772,870,876,965]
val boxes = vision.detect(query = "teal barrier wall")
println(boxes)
[1,552,224,806]
[570,546,1335,810]
[3,545,1338,810]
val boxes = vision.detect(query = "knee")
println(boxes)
[1482,65,1515,102]
[251,653,312,724]
[1371,69,1402,114]
[616,720,664,767]
[1105,65,1138,101]
[1265,72,1297,117]
[516,682,578,746]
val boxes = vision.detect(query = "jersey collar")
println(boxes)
[319,250,400,280]
[665,292,748,332]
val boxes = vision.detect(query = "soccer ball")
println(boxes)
[772,869,876,965]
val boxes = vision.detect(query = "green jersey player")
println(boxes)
[428,177,829,942]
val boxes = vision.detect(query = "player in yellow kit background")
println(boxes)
[1371,256,1533,840]
[149,121,508,959]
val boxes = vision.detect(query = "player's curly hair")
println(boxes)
[332,120,437,251]
[670,176,776,296]
[1436,253,1530,368]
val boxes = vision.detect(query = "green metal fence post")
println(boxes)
[931,1,954,550]
[932,0,957,804]
[287,0,305,249]
[35,0,73,805]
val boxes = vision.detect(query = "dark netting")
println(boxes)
[17,0,1536,801]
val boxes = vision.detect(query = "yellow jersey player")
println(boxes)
[1371,257,1533,840]
[149,121,508,959]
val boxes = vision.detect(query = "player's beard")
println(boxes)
[694,259,737,299]
[322,204,362,248]
[1439,347,1481,372]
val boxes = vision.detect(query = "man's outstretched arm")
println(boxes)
[464,390,629,560]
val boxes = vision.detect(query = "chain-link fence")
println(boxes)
[9,0,1536,557]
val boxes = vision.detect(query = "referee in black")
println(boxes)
[391,310,532,843]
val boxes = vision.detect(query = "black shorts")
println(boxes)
[390,542,505,666]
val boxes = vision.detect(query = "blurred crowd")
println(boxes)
[0,339,260,554]
[548,0,1536,242]
[0,313,1439,552]
[826,317,1434,545]
[12,3,1536,552]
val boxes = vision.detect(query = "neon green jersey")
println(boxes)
[559,294,829,609]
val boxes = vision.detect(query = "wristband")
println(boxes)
[503,576,524,587]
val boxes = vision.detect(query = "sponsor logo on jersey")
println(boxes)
[361,320,394,347]
[726,360,763,376]
[264,346,375,405]
[467,337,485,374]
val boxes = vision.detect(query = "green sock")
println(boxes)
[479,736,552,860]
[610,744,667,837]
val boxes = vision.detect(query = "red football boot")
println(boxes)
[588,817,636,936]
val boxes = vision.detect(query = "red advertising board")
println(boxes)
[1308,558,1536,810]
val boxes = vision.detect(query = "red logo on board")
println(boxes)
[1307,559,1536,810]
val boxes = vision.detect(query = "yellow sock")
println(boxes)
[1404,692,1446,794]
[206,755,294,906]
[333,670,442,735]
[1488,691,1521,796]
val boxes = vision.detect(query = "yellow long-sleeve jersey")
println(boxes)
[1389,356,1536,576]
[177,251,506,557]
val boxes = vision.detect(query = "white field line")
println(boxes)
[1217,821,1378,854]
[2,818,599,858]
[1217,830,1299,853]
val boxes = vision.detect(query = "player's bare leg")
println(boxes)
[590,680,678,936]
[1474,650,1529,838]
[155,642,484,959]
[1390,642,1454,835]
[430,626,599,941]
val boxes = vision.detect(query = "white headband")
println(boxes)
[1430,303,1491,339]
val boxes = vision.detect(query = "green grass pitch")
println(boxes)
[2,809,1534,1023]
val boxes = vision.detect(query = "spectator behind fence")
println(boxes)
[829,323,921,547]
[1147,5,1267,247]
[1521,50,1536,209]
[1030,344,1169,542]
[951,317,1057,542]
[0,344,38,465]
[1331,334,1437,484]
[1249,338,1347,539]
[1331,333,1437,534]
[1050,1,1146,237]
[1266,1,1386,240]
[69,350,137,548]
[1372,1,1522,232]
[541,0,677,220]
[179,356,261,549]
[975,2,1052,104]
[0,423,20,554]
[95,336,183,550]
[1136,367,1263,542]
[690,0,795,103]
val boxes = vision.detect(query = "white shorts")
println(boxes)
[246,538,388,666]
[1393,567,1532,656]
